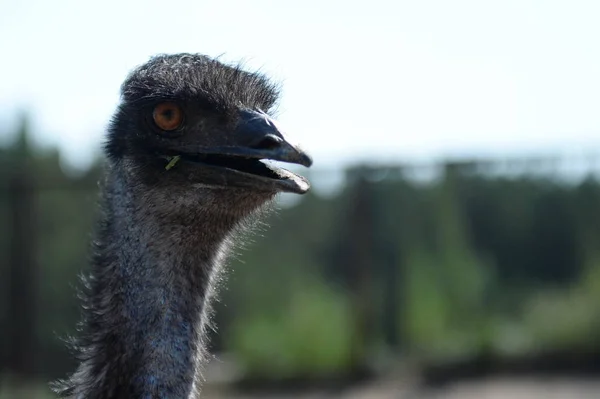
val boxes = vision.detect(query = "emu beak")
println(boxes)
[228,109,313,168]
[173,109,312,194]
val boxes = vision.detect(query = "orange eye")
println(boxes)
[153,102,183,131]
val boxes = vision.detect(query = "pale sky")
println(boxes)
[1,0,600,171]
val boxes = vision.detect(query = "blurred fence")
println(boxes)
[2,130,600,391]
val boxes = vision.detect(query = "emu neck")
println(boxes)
[75,163,261,398]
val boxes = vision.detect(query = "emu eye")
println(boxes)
[153,102,183,131]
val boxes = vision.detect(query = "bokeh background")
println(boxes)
[2,1,600,398]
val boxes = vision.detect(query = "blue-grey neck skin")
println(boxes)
[54,159,272,399]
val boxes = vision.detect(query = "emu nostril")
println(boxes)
[253,134,283,150]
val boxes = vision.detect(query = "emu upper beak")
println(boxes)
[219,109,313,168]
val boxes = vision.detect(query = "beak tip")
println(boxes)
[301,153,313,168]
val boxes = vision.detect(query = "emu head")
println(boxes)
[105,53,311,215]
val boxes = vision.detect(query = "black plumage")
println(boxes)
[53,53,311,398]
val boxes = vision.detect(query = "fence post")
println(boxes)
[6,149,38,383]
[344,169,376,378]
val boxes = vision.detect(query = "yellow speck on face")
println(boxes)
[165,155,181,170]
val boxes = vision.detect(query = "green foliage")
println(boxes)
[3,118,600,384]
[404,248,451,349]
[0,377,54,399]
[521,255,600,350]
[227,278,352,379]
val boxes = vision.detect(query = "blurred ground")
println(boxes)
[2,373,599,398]
[423,378,600,399]
[203,378,600,398]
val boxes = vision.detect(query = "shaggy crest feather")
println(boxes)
[121,53,280,112]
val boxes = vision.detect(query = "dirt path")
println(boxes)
[204,377,600,398]
[421,378,600,399]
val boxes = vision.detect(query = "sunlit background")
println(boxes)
[2,1,600,397]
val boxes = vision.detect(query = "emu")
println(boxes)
[53,53,312,398]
